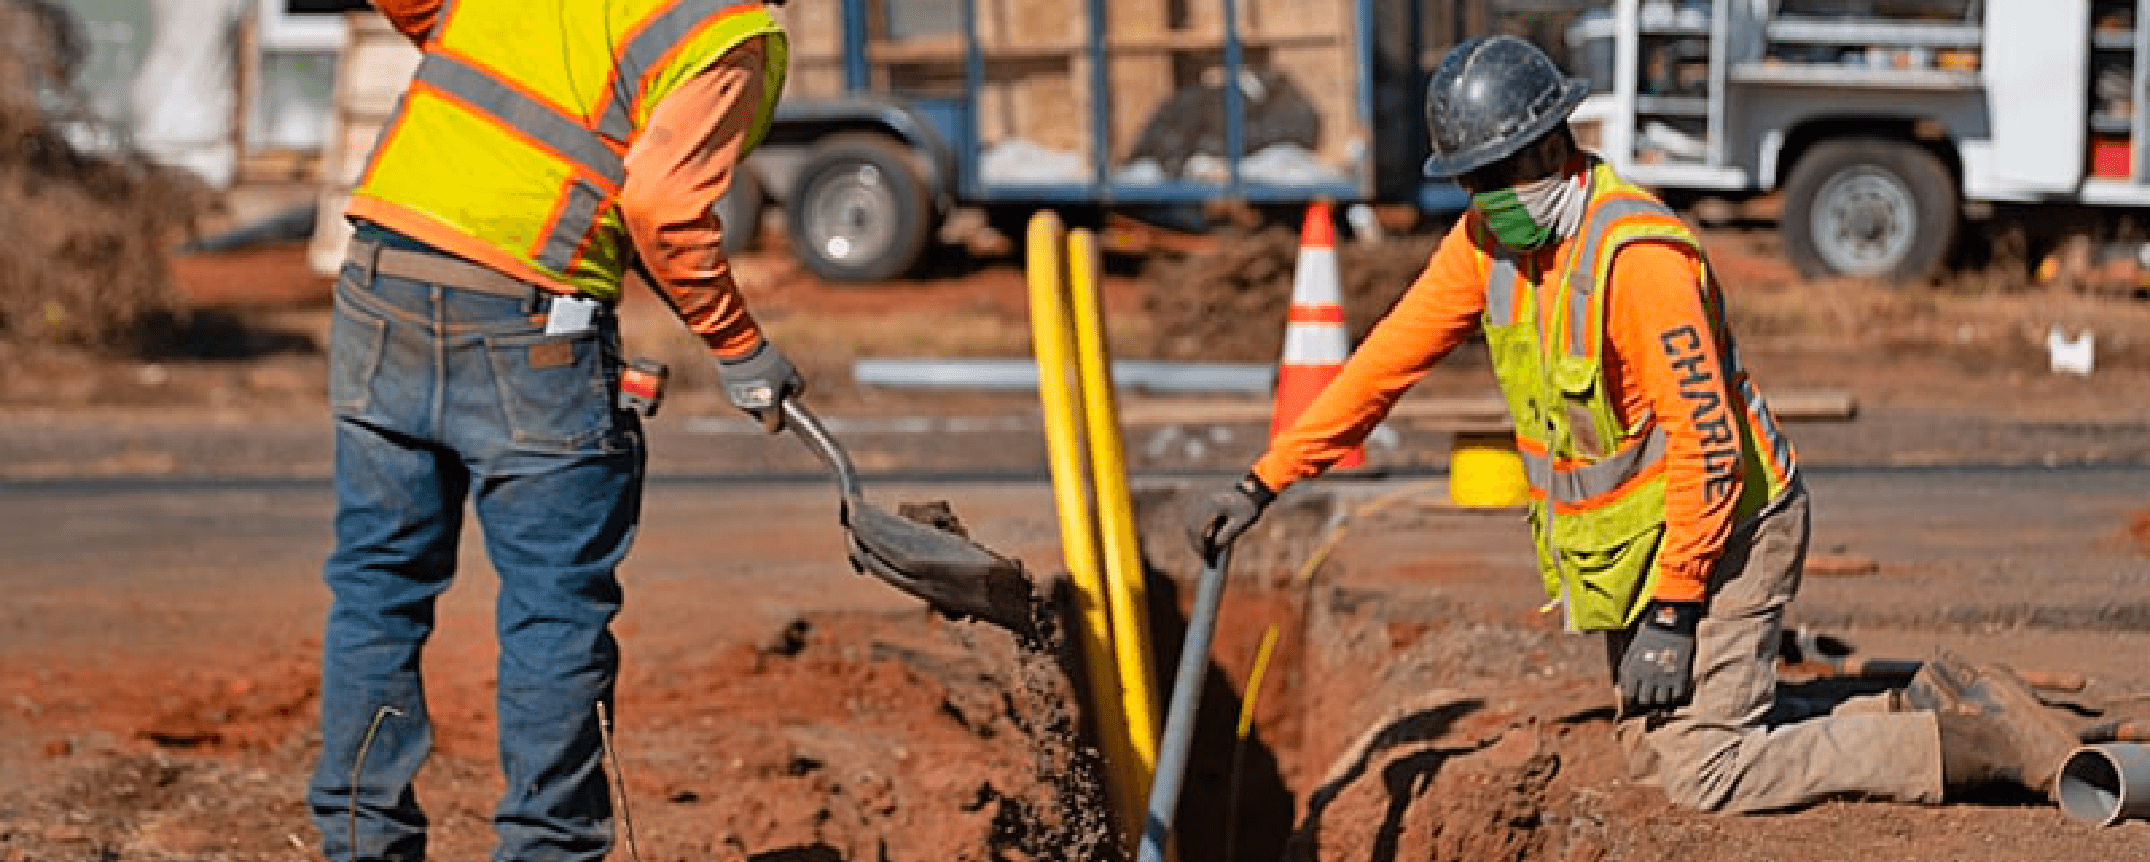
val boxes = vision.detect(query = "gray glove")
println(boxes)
[1618,601,1702,709]
[715,339,804,432]
[1184,472,1276,558]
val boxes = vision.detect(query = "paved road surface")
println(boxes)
[5,464,2144,692]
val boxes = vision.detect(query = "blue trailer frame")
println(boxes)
[821,0,1455,208]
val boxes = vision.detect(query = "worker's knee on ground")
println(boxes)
[1649,740,1745,812]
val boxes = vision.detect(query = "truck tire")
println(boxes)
[787,136,933,282]
[714,167,763,254]
[1781,137,1957,282]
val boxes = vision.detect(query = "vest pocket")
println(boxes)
[1534,506,1666,631]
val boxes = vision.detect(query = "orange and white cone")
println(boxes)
[1270,200,1363,469]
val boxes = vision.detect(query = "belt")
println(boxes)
[347,237,559,301]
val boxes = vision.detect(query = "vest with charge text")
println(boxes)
[1476,160,1796,630]
[347,0,788,299]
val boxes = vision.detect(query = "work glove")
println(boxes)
[715,338,804,432]
[1618,601,1703,710]
[1184,472,1276,559]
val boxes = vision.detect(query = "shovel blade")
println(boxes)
[845,501,1037,636]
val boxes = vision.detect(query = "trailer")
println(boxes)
[1566,0,2150,282]
[746,0,1481,281]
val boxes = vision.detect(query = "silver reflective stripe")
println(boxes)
[1741,377,1796,479]
[416,54,626,187]
[595,0,745,142]
[1518,424,1668,505]
[1564,196,1667,357]
[429,0,456,41]
[538,178,607,271]
[1485,251,1520,323]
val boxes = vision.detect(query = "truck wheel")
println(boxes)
[787,137,933,281]
[714,167,764,254]
[1781,137,1956,282]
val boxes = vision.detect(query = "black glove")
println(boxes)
[1184,472,1276,558]
[715,339,804,432]
[1618,601,1702,709]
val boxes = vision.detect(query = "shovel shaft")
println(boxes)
[1138,546,1233,862]
[782,400,861,499]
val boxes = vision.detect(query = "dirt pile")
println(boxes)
[614,611,1115,862]
[0,0,205,349]
[1141,223,1442,361]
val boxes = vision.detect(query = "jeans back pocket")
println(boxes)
[483,329,617,453]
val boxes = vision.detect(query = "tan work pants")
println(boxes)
[1607,482,1945,813]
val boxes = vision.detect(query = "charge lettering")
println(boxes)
[1661,325,1741,503]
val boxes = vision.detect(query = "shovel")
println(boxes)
[782,400,1038,637]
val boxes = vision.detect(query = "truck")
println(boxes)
[1565,0,2150,282]
[742,0,1484,282]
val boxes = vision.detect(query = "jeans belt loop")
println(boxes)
[367,239,384,286]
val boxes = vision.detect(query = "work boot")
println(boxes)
[1905,649,2079,795]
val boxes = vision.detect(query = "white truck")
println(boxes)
[1565,0,2148,281]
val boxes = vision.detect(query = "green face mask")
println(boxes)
[1471,187,1556,251]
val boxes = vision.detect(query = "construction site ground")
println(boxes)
[3,220,2150,862]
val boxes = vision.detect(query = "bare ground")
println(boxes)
[1,220,2148,862]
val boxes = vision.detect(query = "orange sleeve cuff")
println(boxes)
[1651,565,1710,603]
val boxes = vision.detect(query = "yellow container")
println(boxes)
[1448,432,1529,508]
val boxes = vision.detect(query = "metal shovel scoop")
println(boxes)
[782,400,1038,636]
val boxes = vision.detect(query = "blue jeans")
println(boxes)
[308,251,643,862]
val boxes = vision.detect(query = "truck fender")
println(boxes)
[759,96,960,209]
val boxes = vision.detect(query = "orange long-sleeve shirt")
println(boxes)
[373,0,769,359]
[1253,215,1785,603]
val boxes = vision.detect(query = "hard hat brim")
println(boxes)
[1421,79,1591,179]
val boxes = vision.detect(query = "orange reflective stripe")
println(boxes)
[344,196,566,292]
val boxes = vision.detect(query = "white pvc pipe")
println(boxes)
[2057,743,2150,826]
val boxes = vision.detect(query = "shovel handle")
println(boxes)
[1139,544,1233,862]
[782,400,862,500]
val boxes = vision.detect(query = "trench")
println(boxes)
[719,483,1603,862]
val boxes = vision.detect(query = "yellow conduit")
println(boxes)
[1065,227,1162,766]
[1025,212,1149,845]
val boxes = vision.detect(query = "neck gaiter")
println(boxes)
[1471,166,1588,251]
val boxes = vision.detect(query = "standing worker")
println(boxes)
[307,2,799,860]
[1186,36,2077,813]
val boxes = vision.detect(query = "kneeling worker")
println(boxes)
[1185,35,2077,813]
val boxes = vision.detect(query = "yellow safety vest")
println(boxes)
[1479,161,1794,630]
[348,0,788,299]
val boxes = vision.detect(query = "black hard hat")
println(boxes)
[1421,35,1590,179]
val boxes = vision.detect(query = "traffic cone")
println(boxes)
[1271,200,1363,469]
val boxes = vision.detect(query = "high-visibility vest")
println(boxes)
[347,0,787,300]
[1478,160,1795,630]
